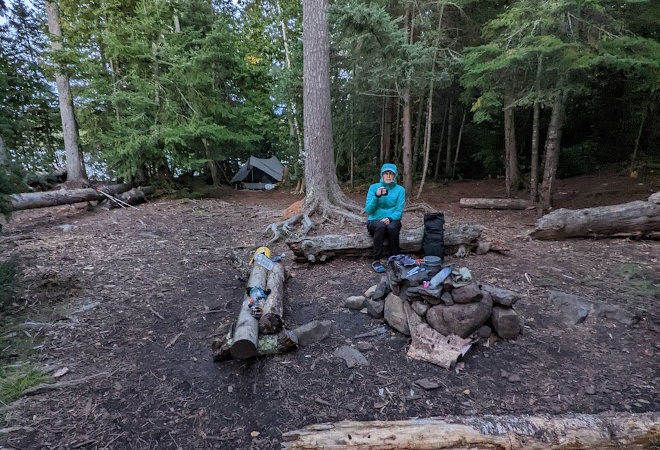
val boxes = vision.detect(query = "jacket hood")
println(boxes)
[380,163,398,177]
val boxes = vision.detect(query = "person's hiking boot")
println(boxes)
[372,260,385,273]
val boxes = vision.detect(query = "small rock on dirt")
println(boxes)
[292,320,333,346]
[477,325,492,338]
[384,293,410,335]
[355,341,374,352]
[364,298,384,319]
[414,378,441,390]
[345,296,366,310]
[547,290,591,325]
[480,284,520,307]
[363,285,377,298]
[333,346,369,368]
[411,300,428,317]
[491,307,521,339]
[451,282,483,304]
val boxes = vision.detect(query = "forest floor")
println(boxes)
[0,164,658,449]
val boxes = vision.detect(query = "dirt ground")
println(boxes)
[1,165,658,449]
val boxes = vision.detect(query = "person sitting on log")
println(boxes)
[365,163,406,273]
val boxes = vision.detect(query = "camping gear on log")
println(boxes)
[422,212,445,260]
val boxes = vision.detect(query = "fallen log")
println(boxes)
[281,412,659,449]
[529,193,660,240]
[460,198,532,210]
[287,224,482,262]
[10,183,131,211]
[230,263,268,359]
[259,262,286,335]
[212,329,297,361]
[101,186,154,209]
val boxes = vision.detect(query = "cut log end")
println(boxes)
[229,339,258,360]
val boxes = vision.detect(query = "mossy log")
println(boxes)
[287,224,482,262]
[281,412,659,449]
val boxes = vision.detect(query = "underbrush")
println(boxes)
[0,257,17,309]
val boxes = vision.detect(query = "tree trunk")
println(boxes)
[434,100,448,180]
[416,88,433,199]
[412,96,424,174]
[202,138,219,185]
[530,55,543,202]
[393,97,401,164]
[259,262,286,335]
[281,413,659,450]
[230,263,268,359]
[302,0,357,213]
[459,198,532,210]
[630,105,646,172]
[444,99,454,177]
[452,106,467,179]
[10,184,131,210]
[287,224,483,263]
[45,1,86,182]
[529,195,660,240]
[503,84,519,197]
[402,89,413,193]
[382,96,393,163]
[539,92,567,211]
[0,135,6,166]
[277,0,304,164]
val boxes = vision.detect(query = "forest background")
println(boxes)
[0,0,658,216]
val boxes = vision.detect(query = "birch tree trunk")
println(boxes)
[452,106,467,179]
[0,135,6,166]
[402,89,413,193]
[539,91,567,211]
[412,96,424,174]
[45,1,86,182]
[444,99,454,177]
[434,100,448,180]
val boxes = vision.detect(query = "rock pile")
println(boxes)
[346,261,522,366]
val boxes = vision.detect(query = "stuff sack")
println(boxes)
[423,212,445,258]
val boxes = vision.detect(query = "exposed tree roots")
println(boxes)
[265,195,364,246]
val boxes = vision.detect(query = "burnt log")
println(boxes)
[259,262,286,335]
[529,194,660,240]
[10,184,131,211]
[460,198,533,210]
[287,224,482,263]
[282,412,659,449]
[230,264,268,359]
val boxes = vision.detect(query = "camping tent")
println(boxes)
[230,156,285,190]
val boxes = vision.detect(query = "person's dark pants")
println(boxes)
[367,219,402,261]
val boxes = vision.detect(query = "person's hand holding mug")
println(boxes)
[376,187,388,197]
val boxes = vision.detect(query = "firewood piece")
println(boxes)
[259,262,286,335]
[460,197,533,210]
[213,329,297,361]
[230,264,267,359]
[10,184,131,211]
[287,224,482,263]
[281,412,659,449]
[529,197,660,240]
[407,325,471,369]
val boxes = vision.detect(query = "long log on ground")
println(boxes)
[10,183,131,211]
[287,224,482,262]
[230,263,268,359]
[460,198,532,210]
[281,412,659,449]
[529,194,660,240]
[259,262,286,335]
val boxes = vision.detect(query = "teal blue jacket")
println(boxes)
[365,164,406,221]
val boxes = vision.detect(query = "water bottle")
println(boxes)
[428,266,452,289]
[255,253,274,270]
